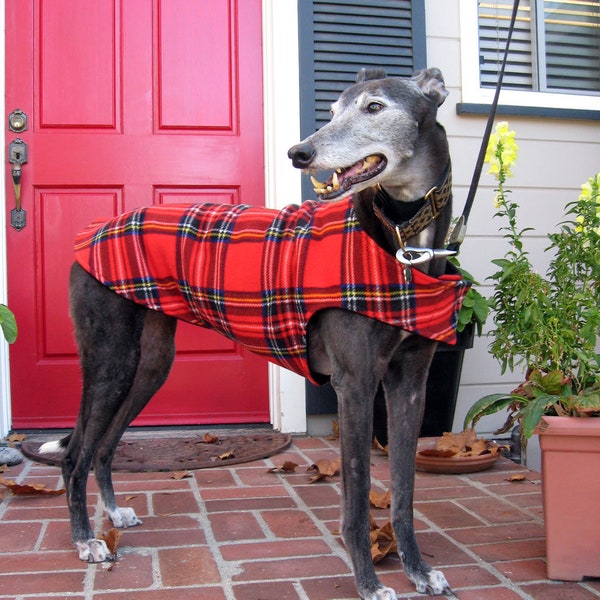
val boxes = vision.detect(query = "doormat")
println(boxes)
[21,432,292,472]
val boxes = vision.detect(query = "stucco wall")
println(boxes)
[426,0,600,436]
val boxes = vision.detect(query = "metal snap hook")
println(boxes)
[395,247,457,266]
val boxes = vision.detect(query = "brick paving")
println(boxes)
[1,434,599,599]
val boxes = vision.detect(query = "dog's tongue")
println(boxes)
[311,155,383,196]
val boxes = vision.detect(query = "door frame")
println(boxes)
[1,0,9,437]
[0,0,307,437]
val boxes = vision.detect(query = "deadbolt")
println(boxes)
[8,109,27,133]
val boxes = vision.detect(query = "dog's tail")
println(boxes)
[39,434,71,455]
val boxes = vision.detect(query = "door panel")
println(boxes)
[6,0,268,428]
[39,0,119,129]
[157,0,234,130]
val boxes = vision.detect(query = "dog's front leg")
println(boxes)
[383,343,452,596]
[334,378,398,600]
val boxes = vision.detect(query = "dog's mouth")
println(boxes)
[309,154,387,200]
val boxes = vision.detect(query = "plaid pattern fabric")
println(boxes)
[74,198,470,384]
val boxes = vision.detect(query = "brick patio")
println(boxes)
[1,434,599,599]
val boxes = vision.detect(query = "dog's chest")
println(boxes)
[74,199,469,383]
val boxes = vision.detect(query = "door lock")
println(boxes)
[8,109,27,133]
[8,138,28,231]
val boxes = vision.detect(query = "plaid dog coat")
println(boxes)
[74,198,470,384]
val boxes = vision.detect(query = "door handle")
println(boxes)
[8,138,28,231]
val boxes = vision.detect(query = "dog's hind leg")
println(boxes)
[383,338,452,596]
[93,309,177,531]
[64,264,148,561]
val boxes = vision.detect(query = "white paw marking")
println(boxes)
[375,587,397,600]
[108,507,142,528]
[76,539,113,563]
[414,569,450,595]
[39,440,62,454]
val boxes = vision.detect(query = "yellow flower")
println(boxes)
[485,121,518,180]
[579,182,592,202]
[575,215,585,233]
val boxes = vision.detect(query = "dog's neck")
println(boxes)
[374,186,427,223]
[373,162,452,249]
[352,162,452,276]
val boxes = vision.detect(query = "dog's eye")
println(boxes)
[367,102,384,114]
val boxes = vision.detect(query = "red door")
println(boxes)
[5,0,269,428]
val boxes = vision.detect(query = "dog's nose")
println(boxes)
[288,142,316,169]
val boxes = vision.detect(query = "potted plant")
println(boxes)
[464,122,600,581]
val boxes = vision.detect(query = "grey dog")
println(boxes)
[42,68,459,598]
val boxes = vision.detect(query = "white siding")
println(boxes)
[426,0,600,436]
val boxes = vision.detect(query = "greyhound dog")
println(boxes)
[41,68,464,598]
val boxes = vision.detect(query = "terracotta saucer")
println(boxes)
[415,449,500,474]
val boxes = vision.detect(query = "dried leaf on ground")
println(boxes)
[369,514,397,564]
[307,458,340,483]
[218,450,235,460]
[423,429,507,458]
[506,473,527,482]
[170,470,192,480]
[124,495,137,502]
[99,528,122,557]
[267,461,299,473]
[6,433,26,444]
[373,438,389,455]
[328,420,340,440]
[370,488,391,509]
[0,477,66,496]
[201,432,219,444]
[0,464,8,473]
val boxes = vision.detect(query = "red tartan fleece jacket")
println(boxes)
[74,198,470,384]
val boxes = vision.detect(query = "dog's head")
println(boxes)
[288,68,449,202]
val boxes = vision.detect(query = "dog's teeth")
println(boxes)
[336,168,343,174]
[332,171,340,190]
[326,185,333,192]
[310,175,327,190]
[365,155,379,164]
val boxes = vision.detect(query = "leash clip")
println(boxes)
[395,246,456,266]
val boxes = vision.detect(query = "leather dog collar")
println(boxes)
[373,162,452,250]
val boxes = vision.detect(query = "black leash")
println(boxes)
[447,0,520,253]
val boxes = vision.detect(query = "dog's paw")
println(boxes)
[76,539,114,563]
[108,507,142,528]
[363,587,397,600]
[413,568,451,596]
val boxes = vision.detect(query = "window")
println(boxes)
[479,1,600,94]
[459,0,600,116]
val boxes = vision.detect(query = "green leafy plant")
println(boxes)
[449,258,489,336]
[0,304,18,344]
[464,122,600,439]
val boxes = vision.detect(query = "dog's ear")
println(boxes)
[411,68,448,107]
[356,68,387,83]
